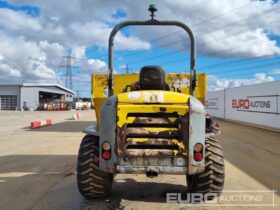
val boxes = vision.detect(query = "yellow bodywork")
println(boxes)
[91,73,206,157]
[118,91,190,104]
[91,73,207,126]
[117,103,188,127]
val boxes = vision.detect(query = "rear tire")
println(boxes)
[187,137,225,197]
[77,134,113,199]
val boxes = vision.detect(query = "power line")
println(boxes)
[126,8,276,67]
[77,2,251,62]
[59,55,78,90]
[122,3,251,51]
[129,31,280,70]
[126,47,183,66]
[206,61,280,77]
[199,55,280,71]
[119,64,133,74]
[168,57,279,76]
[127,48,184,66]
[209,70,276,79]
[118,3,276,61]
[74,3,279,72]
[76,6,278,71]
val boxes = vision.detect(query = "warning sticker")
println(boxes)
[143,92,164,103]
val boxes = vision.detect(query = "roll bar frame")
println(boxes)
[108,19,196,96]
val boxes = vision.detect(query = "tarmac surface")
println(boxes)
[0,110,279,210]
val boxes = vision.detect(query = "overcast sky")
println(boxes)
[0,0,279,96]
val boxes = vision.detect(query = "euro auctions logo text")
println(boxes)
[166,190,277,207]
[232,98,271,110]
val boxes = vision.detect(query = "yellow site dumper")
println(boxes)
[77,5,224,199]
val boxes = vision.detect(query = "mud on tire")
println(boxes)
[187,137,225,197]
[77,134,113,199]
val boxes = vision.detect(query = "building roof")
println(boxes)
[23,83,75,94]
[0,83,75,94]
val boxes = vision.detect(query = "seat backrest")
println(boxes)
[139,66,167,90]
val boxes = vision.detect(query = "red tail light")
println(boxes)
[102,151,111,160]
[194,152,203,161]
[101,142,111,160]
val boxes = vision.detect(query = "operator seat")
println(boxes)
[130,66,170,91]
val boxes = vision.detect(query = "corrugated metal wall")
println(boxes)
[0,85,20,110]
[206,81,280,129]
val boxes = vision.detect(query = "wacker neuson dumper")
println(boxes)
[77,5,224,199]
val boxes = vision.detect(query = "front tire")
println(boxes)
[187,137,225,196]
[77,134,113,199]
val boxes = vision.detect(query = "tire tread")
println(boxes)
[187,137,225,197]
[77,134,113,199]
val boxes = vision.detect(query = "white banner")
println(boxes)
[206,81,280,129]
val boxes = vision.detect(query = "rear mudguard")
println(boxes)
[83,124,99,136]
[188,97,206,175]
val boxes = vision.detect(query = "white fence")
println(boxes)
[206,81,280,130]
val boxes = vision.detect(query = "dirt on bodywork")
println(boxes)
[117,115,188,157]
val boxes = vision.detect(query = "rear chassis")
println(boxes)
[84,92,206,176]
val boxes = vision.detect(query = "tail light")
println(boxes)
[101,142,111,160]
[194,152,203,161]
[102,151,111,160]
[193,143,203,162]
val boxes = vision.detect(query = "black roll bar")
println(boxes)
[108,18,196,96]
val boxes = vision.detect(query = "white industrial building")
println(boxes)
[206,80,280,130]
[0,83,74,111]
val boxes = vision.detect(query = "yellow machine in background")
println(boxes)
[91,73,207,127]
